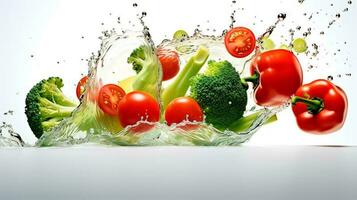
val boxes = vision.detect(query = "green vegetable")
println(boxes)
[261,37,276,50]
[292,38,308,53]
[190,60,248,129]
[173,30,189,40]
[161,46,210,108]
[25,77,78,138]
[228,111,278,132]
[127,45,161,99]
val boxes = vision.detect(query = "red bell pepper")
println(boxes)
[243,49,303,107]
[291,79,348,134]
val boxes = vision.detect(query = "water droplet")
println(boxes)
[133,3,138,7]
[336,13,341,18]
[327,75,334,81]
[30,55,34,58]
[142,12,147,17]
[278,13,286,21]
[348,0,352,4]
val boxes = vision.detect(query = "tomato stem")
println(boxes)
[241,73,259,89]
[291,96,324,114]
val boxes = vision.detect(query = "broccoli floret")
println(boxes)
[25,77,78,138]
[127,45,161,98]
[190,60,248,129]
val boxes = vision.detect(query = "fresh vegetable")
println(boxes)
[25,77,78,138]
[97,84,126,116]
[244,49,303,107]
[118,91,160,132]
[291,79,348,134]
[157,48,180,81]
[292,38,308,53]
[261,37,276,51]
[190,60,248,129]
[127,45,161,99]
[228,111,278,132]
[224,27,256,58]
[118,76,135,93]
[165,97,203,126]
[76,76,88,99]
[161,46,210,108]
[173,30,189,40]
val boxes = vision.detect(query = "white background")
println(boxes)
[0,0,355,145]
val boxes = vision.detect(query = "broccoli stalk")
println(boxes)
[25,77,78,138]
[127,45,161,99]
[190,60,248,130]
[161,46,210,108]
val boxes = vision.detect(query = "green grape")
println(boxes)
[292,38,308,53]
[261,37,276,50]
[173,30,188,40]
[279,44,290,50]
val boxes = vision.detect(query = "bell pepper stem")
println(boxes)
[241,73,259,89]
[291,96,324,114]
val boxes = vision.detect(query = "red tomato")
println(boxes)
[118,91,160,132]
[98,84,126,116]
[165,97,203,128]
[224,27,256,58]
[157,48,180,81]
[76,76,88,99]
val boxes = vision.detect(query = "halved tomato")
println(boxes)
[97,84,126,116]
[76,76,89,99]
[224,27,256,58]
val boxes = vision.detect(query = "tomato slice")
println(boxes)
[224,27,256,58]
[76,76,89,99]
[98,84,126,116]
[157,48,180,81]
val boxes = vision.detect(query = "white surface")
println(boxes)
[0,0,356,145]
[1,146,357,200]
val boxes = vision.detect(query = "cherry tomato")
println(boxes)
[118,91,160,132]
[98,84,126,116]
[165,97,203,128]
[76,76,88,99]
[224,27,256,58]
[157,48,180,81]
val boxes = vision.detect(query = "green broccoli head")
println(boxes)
[25,77,78,138]
[190,60,248,129]
[127,45,161,98]
[127,46,147,73]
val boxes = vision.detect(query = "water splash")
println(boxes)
[0,122,25,147]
